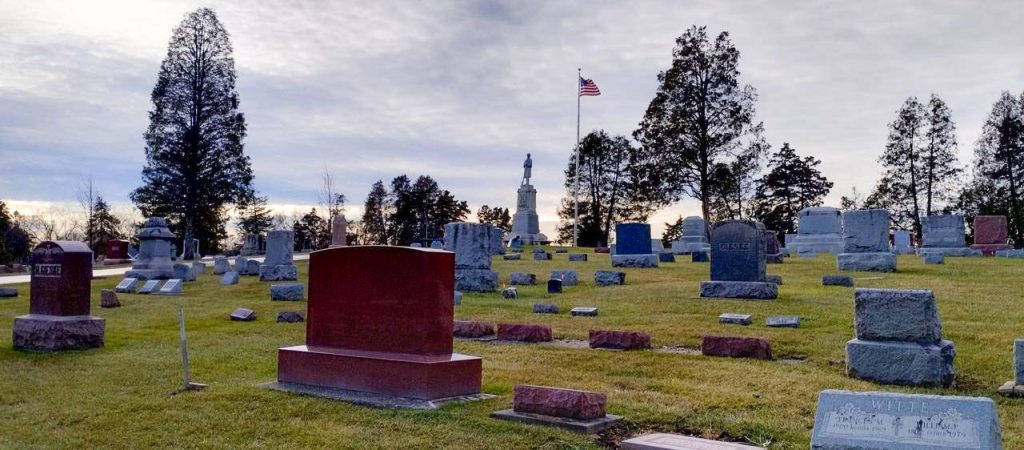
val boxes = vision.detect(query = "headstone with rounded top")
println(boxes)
[213,256,230,275]
[124,217,176,280]
[699,220,777,300]
[13,241,105,351]
[260,230,298,281]
[837,209,896,272]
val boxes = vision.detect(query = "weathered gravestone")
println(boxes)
[893,230,914,254]
[838,209,896,272]
[230,308,256,321]
[971,215,1012,256]
[764,230,783,264]
[549,270,579,286]
[172,263,195,282]
[268,246,485,407]
[533,304,559,314]
[699,220,777,300]
[13,241,104,351]
[245,259,261,276]
[490,226,505,255]
[658,252,675,262]
[124,217,176,280]
[509,272,536,285]
[138,280,162,294]
[919,214,981,257]
[570,306,598,317]
[671,216,711,254]
[766,315,800,328]
[568,253,587,262]
[925,253,945,265]
[998,339,1024,397]
[100,289,120,308]
[846,288,956,387]
[444,222,499,292]
[594,270,625,286]
[719,313,752,325]
[260,230,298,281]
[491,385,621,434]
[270,283,304,301]
[612,223,658,268]
[589,330,651,351]
[191,261,206,277]
[220,271,240,285]
[234,256,249,273]
[503,253,522,261]
[788,207,844,257]
[102,239,131,265]
[115,277,137,293]
[213,256,230,275]
[810,389,1001,449]
[501,287,518,299]
[277,311,305,323]
[330,215,348,248]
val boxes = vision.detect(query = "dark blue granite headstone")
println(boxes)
[709,220,766,282]
[614,223,652,255]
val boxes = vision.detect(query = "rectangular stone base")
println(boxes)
[455,269,498,292]
[671,241,709,255]
[259,264,298,281]
[837,253,896,272]
[916,247,983,257]
[490,409,622,434]
[846,339,955,387]
[261,381,494,409]
[611,254,659,268]
[971,243,1012,256]
[13,314,105,351]
[699,281,777,300]
[277,345,482,400]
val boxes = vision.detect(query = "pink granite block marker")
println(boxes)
[453,320,495,338]
[491,385,622,433]
[497,323,552,343]
[701,336,772,360]
[589,330,652,350]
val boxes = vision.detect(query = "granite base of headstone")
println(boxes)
[996,249,1024,258]
[810,389,1001,449]
[123,217,176,280]
[917,247,983,257]
[846,288,956,387]
[719,313,752,325]
[509,272,536,285]
[924,253,945,265]
[138,280,162,294]
[157,279,183,295]
[766,316,800,328]
[700,281,777,300]
[570,307,598,317]
[568,254,588,262]
[220,271,240,285]
[549,270,579,286]
[998,339,1024,397]
[115,278,138,293]
[822,275,853,287]
[612,254,659,268]
[0,287,17,298]
[623,433,764,450]
[259,264,298,282]
[270,283,304,301]
[837,253,897,272]
[230,308,256,321]
[533,304,559,314]
[100,289,120,308]
[594,271,625,286]
[277,311,305,323]
[455,269,499,292]
[490,385,622,434]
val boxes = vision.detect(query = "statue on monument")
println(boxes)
[522,153,532,186]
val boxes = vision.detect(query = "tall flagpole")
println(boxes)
[573,68,581,247]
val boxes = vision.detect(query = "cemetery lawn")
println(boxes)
[3,250,1024,449]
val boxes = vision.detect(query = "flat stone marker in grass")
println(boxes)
[699,220,777,300]
[509,272,536,285]
[999,339,1024,397]
[454,320,495,338]
[533,250,552,261]
[568,253,588,262]
[497,323,552,343]
[533,304,559,314]
[491,385,622,434]
[501,287,518,299]
[810,389,1001,450]
[623,433,764,449]
[589,330,651,350]
[594,247,610,253]
[822,275,853,287]
[277,311,305,323]
[570,307,598,317]
[230,308,256,321]
[503,253,522,261]
[115,277,138,293]
[555,249,568,254]
[594,270,626,286]
[220,271,240,285]
[701,336,772,360]
[100,289,120,308]
[157,279,183,295]
[138,280,162,294]
[719,313,752,325]
[924,253,945,264]
[549,270,579,286]
[270,283,304,301]
[547,279,563,294]
[0,287,17,298]
[766,315,800,328]
[846,288,955,387]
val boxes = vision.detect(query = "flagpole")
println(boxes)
[573,68,581,247]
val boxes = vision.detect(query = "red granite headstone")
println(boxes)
[14,241,104,351]
[276,246,482,400]
[971,215,1012,256]
[103,239,130,264]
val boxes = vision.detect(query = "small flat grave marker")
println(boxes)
[533,304,560,314]
[766,315,801,328]
[719,313,752,325]
[623,433,764,450]
[277,311,305,323]
[570,307,598,317]
[115,278,138,293]
[158,279,183,295]
[138,280,162,294]
[230,308,256,321]
[0,287,17,298]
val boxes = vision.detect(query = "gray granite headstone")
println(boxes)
[115,278,138,293]
[547,279,562,294]
[766,315,800,328]
[811,389,1001,449]
[270,283,304,301]
[138,280,162,294]
[123,217,176,280]
[893,230,913,254]
[444,222,499,292]
[549,270,579,286]
[213,256,230,274]
[260,230,298,281]
[838,209,896,272]
[277,311,305,323]
[191,261,206,277]
[922,215,966,248]
[172,263,195,282]
[710,220,766,282]
[789,207,844,257]
[235,256,249,273]
[220,271,240,285]
[594,271,626,286]
[244,259,261,276]
[568,253,588,262]
[671,216,711,254]
[509,272,536,285]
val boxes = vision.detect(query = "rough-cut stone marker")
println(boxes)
[509,272,536,285]
[244,259,261,276]
[568,254,588,262]
[138,280,162,294]
[533,304,560,314]
[0,287,17,298]
[277,311,305,323]
[512,384,606,420]
[445,222,500,292]
[454,320,495,338]
[220,271,240,285]
[270,283,305,301]
[701,336,772,360]
[822,275,853,287]
[503,253,522,261]
[501,287,518,299]
[719,313,752,325]
[810,389,1001,450]
[260,230,298,281]
[100,289,121,308]
[924,253,945,264]
[623,433,765,450]
[533,252,552,261]
[230,308,256,321]
[658,252,675,263]
[454,291,463,305]
[699,281,777,300]
[594,270,626,286]
[547,279,563,294]
[549,270,578,286]
[766,316,800,328]
[497,323,552,342]
[691,250,709,262]
[157,279,183,295]
[172,263,195,282]
[213,256,230,275]
[570,307,598,317]
[766,274,783,285]
[854,289,941,343]
[589,330,651,350]
[114,278,137,293]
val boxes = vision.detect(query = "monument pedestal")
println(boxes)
[277,345,482,400]
[837,253,896,272]
[789,234,844,257]
[670,240,710,254]
[13,314,105,351]
[917,247,983,257]
[846,338,955,387]
[455,269,499,292]
[699,281,777,300]
[259,264,298,281]
[611,254,659,268]
[511,184,547,245]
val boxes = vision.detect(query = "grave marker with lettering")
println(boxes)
[699,220,777,300]
[612,223,658,268]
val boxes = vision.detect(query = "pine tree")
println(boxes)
[89,197,122,255]
[661,216,684,248]
[385,175,469,245]
[477,205,512,231]
[361,180,389,245]
[235,192,273,238]
[131,8,254,259]
[753,143,833,235]
[922,94,961,214]
[973,91,1024,244]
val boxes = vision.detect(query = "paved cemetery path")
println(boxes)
[0,253,311,286]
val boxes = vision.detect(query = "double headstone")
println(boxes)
[259,230,298,281]
[699,221,777,300]
[837,209,896,272]
[971,215,1012,256]
[124,217,176,280]
[788,207,844,257]
[444,222,499,292]
[846,288,955,387]
[13,241,105,351]
[919,214,981,257]
[671,216,711,254]
[273,246,483,403]
[611,223,658,268]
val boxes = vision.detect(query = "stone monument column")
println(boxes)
[124,217,176,280]
[510,153,547,245]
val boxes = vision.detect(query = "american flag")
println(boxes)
[579,77,601,96]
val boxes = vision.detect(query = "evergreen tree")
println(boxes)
[753,143,833,236]
[292,208,328,250]
[89,197,122,255]
[633,26,763,234]
[476,205,512,231]
[661,216,684,248]
[131,8,255,259]
[973,91,1024,244]
[361,180,389,245]
[922,94,961,214]
[556,130,655,246]
[385,175,469,245]
[0,201,33,265]
[235,192,273,238]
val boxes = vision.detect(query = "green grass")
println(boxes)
[2,249,1024,449]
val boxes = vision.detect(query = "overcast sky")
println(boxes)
[2,0,1023,238]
